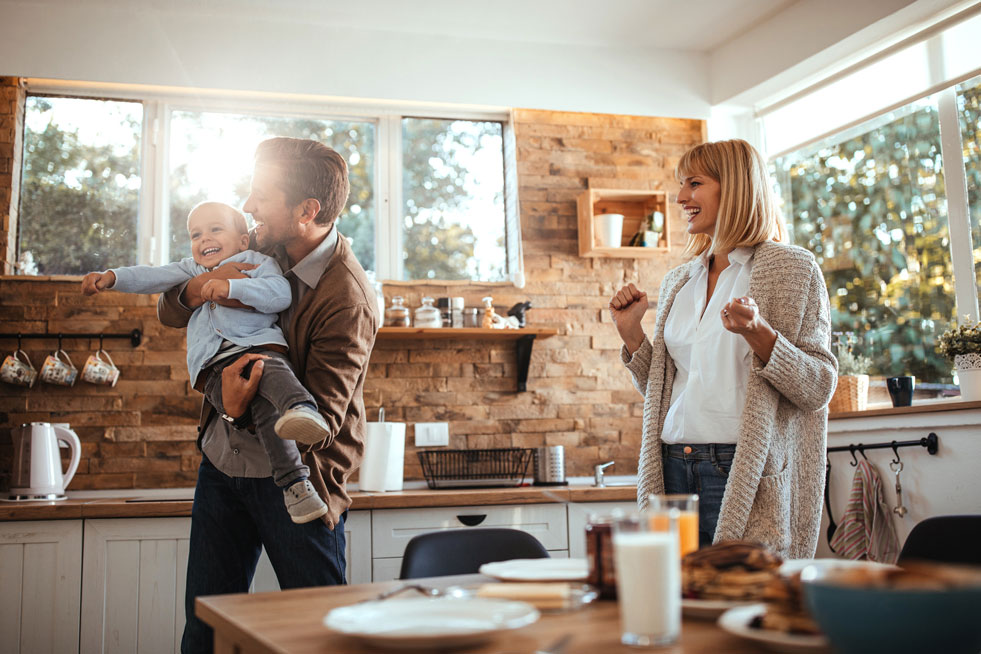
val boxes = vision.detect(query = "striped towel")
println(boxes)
[829,459,900,563]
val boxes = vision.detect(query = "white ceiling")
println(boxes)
[40,0,796,52]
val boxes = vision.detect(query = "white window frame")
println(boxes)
[19,79,519,284]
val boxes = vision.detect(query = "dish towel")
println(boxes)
[829,459,900,563]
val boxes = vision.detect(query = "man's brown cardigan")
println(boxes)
[158,234,379,528]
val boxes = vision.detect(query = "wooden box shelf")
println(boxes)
[577,188,669,258]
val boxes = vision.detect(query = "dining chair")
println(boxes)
[398,527,550,579]
[897,515,981,566]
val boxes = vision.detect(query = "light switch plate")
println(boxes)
[414,422,450,447]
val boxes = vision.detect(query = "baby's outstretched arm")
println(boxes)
[80,271,116,296]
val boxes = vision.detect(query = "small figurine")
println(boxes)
[481,296,496,329]
[507,301,532,328]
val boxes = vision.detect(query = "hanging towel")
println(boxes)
[829,459,900,563]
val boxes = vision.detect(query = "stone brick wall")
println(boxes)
[0,103,703,490]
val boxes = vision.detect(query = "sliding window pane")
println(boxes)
[401,118,506,281]
[18,96,142,275]
[169,111,375,270]
[771,98,956,388]
[956,74,981,306]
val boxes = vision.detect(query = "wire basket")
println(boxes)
[417,448,534,489]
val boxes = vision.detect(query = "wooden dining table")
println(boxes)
[197,574,763,653]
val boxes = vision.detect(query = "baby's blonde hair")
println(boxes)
[676,139,787,258]
[187,201,248,235]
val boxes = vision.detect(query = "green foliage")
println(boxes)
[938,319,981,358]
[772,102,957,384]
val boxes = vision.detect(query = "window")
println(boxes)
[401,118,506,281]
[15,85,518,283]
[957,75,981,305]
[771,97,956,387]
[18,95,142,275]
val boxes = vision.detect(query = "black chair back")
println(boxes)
[398,527,550,579]
[898,515,981,566]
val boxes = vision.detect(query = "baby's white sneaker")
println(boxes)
[274,406,329,445]
[284,479,329,524]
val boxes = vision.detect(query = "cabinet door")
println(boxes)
[251,509,371,591]
[0,520,83,654]
[567,501,637,559]
[80,517,191,654]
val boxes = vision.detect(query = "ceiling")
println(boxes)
[39,0,797,52]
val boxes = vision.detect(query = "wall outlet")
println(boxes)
[414,422,449,447]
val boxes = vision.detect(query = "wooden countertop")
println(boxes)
[0,483,637,521]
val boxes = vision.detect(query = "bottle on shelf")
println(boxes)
[384,296,411,327]
[413,296,442,328]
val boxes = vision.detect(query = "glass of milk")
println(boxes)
[612,509,681,647]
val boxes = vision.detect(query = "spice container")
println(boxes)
[463,307,480,328]
[435,298,452,328]
[585,513,617,599]
[450,297,464,328]
[413,297,442,328]
[384,296,410,327]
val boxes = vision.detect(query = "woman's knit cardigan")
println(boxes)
[622,241,837,558]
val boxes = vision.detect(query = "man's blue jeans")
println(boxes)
[662,443,736,548]
[181,457,346,654]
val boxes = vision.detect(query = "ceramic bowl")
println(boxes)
[801,565,981,654]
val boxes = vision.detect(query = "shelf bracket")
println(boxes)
[516,334,536,392]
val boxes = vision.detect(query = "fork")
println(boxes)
[362,583,443,603]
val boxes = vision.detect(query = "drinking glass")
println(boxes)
[612,509,681,647]
[648,493,699,557]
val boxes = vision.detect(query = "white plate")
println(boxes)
[717,604,830,654]
[682,597,754,620]
[479,558,589,582]
[779,558,898,576]
[324,597,539,649]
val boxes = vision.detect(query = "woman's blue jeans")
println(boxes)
[662,443,736,548]
[181,457,346,654]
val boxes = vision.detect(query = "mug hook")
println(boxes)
[891,441,902,466]
[58,333,64,351]
[849,444,859,466]
[99,333,105,351]
[17,333,23,351]
[858,444,869,461]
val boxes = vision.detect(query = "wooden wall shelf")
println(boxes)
[577,188,670,258]
[376,327,557,391]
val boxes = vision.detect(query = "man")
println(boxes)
[157,137,378,653]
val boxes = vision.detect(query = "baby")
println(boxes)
[81,201,329,524]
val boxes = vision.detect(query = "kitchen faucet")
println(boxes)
[593,461,615,487]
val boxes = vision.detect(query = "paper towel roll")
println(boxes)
[359,421,406,492]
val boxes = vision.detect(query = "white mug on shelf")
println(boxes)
[595,213,624,248]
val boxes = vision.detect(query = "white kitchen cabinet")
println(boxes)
[0,520,83,654]
[567,500,636,559]
[80,517,191,654]
[370,503,568,581]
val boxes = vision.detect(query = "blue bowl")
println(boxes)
[802,570,981,654]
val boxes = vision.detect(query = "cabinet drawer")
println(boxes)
[371,503,568,558]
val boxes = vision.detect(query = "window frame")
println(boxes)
[18,78,519,283]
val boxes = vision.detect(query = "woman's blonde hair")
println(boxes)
[676,139,787,257]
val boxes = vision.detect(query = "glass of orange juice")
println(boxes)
[648,494,698,557]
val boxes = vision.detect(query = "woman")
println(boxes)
[609,139,836,558]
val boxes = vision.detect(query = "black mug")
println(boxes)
[887,376,915,407]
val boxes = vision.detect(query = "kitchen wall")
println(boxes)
[0,89,703,489]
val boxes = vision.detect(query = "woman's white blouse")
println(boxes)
[661,247,754,444]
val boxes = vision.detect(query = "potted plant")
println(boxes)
[938,318,981,401]
[829,333,871,412]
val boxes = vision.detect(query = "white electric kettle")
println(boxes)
[7,422,81,500]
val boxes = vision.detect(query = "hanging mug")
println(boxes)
[1,349,38,387]
[40,348,78,386]
[82,349,120,387]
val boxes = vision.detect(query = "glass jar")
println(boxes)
[462,307,480,328]
[585,513,618,599]
[384,296,410,327]
[413,297,442,328]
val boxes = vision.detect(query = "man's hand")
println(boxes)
[201,279,230,302]
[80,271,116,296]
[181,262,256,309]
[221,353,269,419]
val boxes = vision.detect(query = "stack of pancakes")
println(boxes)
[681,541,783,601]
[755,572,821,634]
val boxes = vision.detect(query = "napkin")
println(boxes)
[475,583,571,609]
